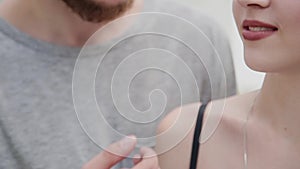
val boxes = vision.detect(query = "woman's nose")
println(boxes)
[237,0,271,8]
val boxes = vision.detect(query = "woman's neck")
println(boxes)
[255,72,300,143]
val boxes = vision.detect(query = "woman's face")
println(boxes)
[233,0,300,73]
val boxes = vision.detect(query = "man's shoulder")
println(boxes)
[0,18,20,51]
[146,0,229,50]
[149,0,219,28]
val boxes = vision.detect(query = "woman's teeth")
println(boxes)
[248,26,276,32]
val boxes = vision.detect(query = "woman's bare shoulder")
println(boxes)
[156,90,259,144]
[156,102,201,168]
[201,91,259,139]
[157,102,201,135]
[213,90,259,125]
[155,91,259,169]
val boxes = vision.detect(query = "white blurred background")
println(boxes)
[180,0,264,94]
[0,0,264,93]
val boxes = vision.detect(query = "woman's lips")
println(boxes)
[242,20,278,41]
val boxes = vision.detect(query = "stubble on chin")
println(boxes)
[62,0,134,23]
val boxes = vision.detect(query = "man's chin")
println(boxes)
[92,0,128,7]
[62,0,134,23]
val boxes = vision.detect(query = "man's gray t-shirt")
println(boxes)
[0,0,236,168]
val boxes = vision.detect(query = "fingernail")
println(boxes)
[133,154,141,159]
[120,135,136,152]
[132,154,142,165]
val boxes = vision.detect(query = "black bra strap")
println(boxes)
[189,104,207,169]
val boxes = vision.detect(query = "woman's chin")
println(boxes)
[244,56,269,73]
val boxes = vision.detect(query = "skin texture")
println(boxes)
[61,0,134,23]
[233,0,300,73]
[156,0,300,168]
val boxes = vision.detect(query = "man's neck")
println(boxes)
[0,0,142,47]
